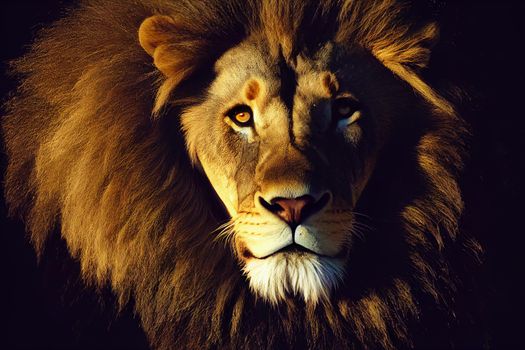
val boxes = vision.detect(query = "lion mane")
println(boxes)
[3,0,481,349]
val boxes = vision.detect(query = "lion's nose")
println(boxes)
[260,193,331,228]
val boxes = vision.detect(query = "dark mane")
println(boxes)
[2,0,480,349]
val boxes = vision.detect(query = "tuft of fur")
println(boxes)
[243,254,345,305]
[2,0,480,349]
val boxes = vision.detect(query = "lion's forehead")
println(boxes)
[212,40,338,100]
[208,42,349,149]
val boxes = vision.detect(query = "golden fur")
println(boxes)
[3,0,481,349]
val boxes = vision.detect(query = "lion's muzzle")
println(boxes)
[258,192,331,229]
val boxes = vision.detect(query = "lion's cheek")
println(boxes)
[295,225,347,257]
[350,153,379,205]
[199,162,239,216]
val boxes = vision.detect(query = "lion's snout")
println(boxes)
[257,192,331,229]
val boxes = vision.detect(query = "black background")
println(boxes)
[1,1,524,349]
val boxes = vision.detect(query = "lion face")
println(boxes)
[3,0,480,348]
[182,39,399,303]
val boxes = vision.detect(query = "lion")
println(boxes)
[2,0,482,349]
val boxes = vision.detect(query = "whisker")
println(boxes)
[351,211,373,221]
[353,221,374,232]
[213,220,236,245]
[210,219,234,235]
[350,225,366,241]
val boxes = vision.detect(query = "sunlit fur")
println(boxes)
[243,253,345,305]
[2,0,481,349]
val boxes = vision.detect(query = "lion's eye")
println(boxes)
[332,98,361,123]
[235,111,251,124]
[227,105,253,127]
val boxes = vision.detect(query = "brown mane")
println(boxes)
[2,0,480,349]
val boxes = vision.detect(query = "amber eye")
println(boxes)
[227,105,253,127]
[332,98,361,122]
[235,111,251,123]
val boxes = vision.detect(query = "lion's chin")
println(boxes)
[242,252,345,305]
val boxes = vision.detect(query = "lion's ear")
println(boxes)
[139,15,179,75]
[139,15,174,57]
[139,15,199,115]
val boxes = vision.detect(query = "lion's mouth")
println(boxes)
[243,243,342,260]
[273,243,316,256]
